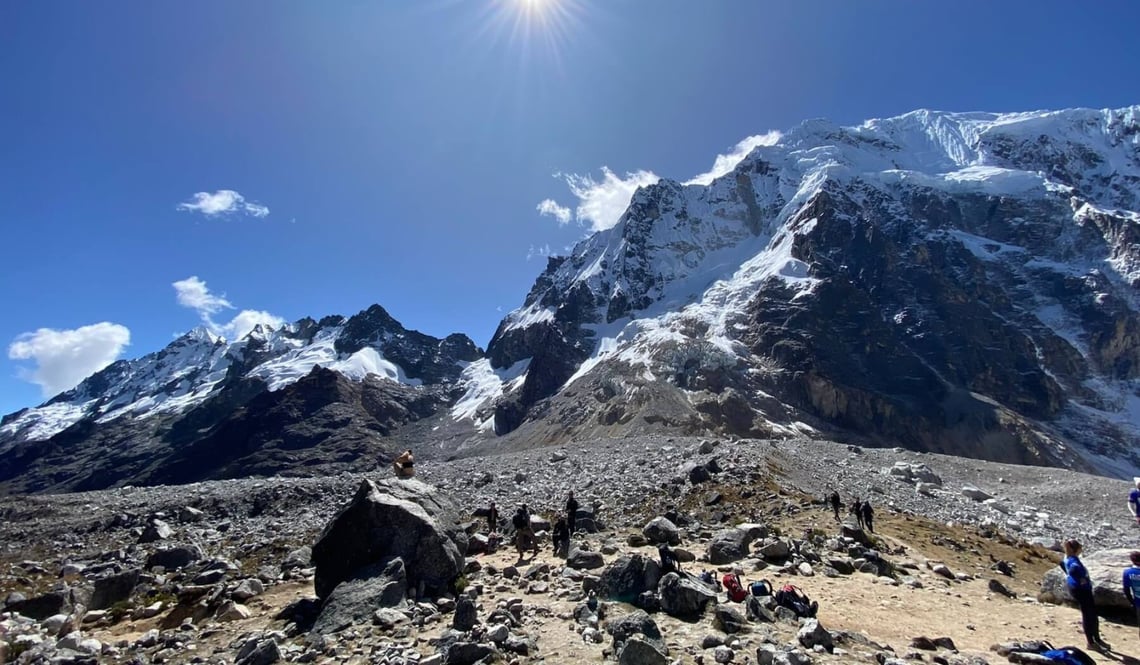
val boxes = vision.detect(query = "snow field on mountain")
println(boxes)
[451,358,530,428]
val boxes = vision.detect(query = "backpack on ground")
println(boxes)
[1041,647,1096,665]
[750,580,773,597]
[774,584,818,618]
[722,573,748,603]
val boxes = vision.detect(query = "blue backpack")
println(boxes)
[1042,646,1097,665]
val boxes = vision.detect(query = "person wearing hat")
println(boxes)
[1063,539,1109,652]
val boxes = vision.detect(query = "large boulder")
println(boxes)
[658,572,716,619]
[708,529,753,565]
[642,518,681,546]
[312,558,408,634]
[567,548,605,570]
[311,479,465,601]
[90,569,141,610]
[606,610,666,653]
[619,636,669,665]
[7,591,72,620]
[1040,548,1133,611]
[597,555,662,604]
[886,462,942,485]
[146,545,203,571]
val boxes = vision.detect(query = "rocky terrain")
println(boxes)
[2,436,1138,665]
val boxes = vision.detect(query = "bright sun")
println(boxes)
[476,0,583,62]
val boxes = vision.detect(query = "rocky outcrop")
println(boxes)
[311,479,465,602]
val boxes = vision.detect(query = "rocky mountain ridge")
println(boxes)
[0,305,481,493]
[469,106,1140,477]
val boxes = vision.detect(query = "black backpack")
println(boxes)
[512,511,527,529]
[775,584,818,618]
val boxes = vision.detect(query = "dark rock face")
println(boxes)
[311,558,408,634]
[597,555,662,604]
[90,569,141,610]
[7,590,72,620]
[707,529,753,565]
[311,479,465,602]
[0,304,481,494]
[657,572,716,619]
[146,545,203,571]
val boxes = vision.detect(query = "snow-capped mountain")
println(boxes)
[0,305,481,492]
[458,106,1140,477]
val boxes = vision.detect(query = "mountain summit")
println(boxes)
[3,106,1139,492]
[461,106,1140,476]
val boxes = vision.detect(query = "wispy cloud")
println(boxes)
[684,131,783,186]
[176,189,270,218]
[526,244,552,261]
[8,323,131,397]
[538,131,783,234]
[560,167,660,232]
[535,199,571,225]
[173,276,284,340]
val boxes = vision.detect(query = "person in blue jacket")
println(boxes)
[1063,539,1109,652]
[1122,551,1140,639]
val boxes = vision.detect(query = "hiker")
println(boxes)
[829,491,841,522]
[1123,551,1140,638]
[851,498,864,529]
[1063,539,1109,652]
[1129,478,1140,526]
[487,500,499,533]
[512,504,540,557]
[860,500,875,533]
[552,516,570,558]
[658,543,682,575]
[566,491,580,535]
[392,449,414,478]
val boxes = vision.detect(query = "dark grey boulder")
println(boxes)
[714,604,747,634]
[453,597,478,631]
[146,545,203,571]
[642,517,681,545]
[7,590,71,620]
[619,635,669,665]
[443,641,494,665]
[138,519,174,544]
[90,569,141,610]
[688,465,712,484]
[597,555,662,604]
[707,529,752,565]
[281,545,312,570]
[235,638,282,665]
[567,548,605,570]
[312,478,465,601]
[1040,547,1132,611]
[311,558,407,634]
[606,610,665,653]
[658,572,716,619]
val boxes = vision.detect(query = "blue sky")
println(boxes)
[2,0,1138,416]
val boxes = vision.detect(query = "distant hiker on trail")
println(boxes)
[513,504,539,557]
[1063,539,1109,652]
[1122,551,1140,638]
[1129,478,1140,526]
[487,500,499,533]
[851,498,864,529]
[393,449,414,478]
[860,500,875,533]
[829,491,842,522]
[566,491,580,535]
[552,516,570,558]
[658,543,682,575]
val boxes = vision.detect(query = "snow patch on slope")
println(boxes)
[452,358,531,428]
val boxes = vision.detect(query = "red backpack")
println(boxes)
[722,573,748,602]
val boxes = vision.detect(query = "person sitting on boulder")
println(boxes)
[1123,551,1140,638]
[392,449,415,478]
[552,516,570,558]
[1064,538,1109,652]
[860,500,875,533]
[658,543,682,575]
[1129,478,1140,526]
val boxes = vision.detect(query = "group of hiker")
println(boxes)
[827,490,874,532]
[483,491,583,560]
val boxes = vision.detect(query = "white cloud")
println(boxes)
[173,276,233,314]
[535,199,571,225]
[8,323,131,397]
[173,276,283,341]
[526,244,552,261]
[177,189,270,218]
[684,131,783,186]
[561,167,660,232]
